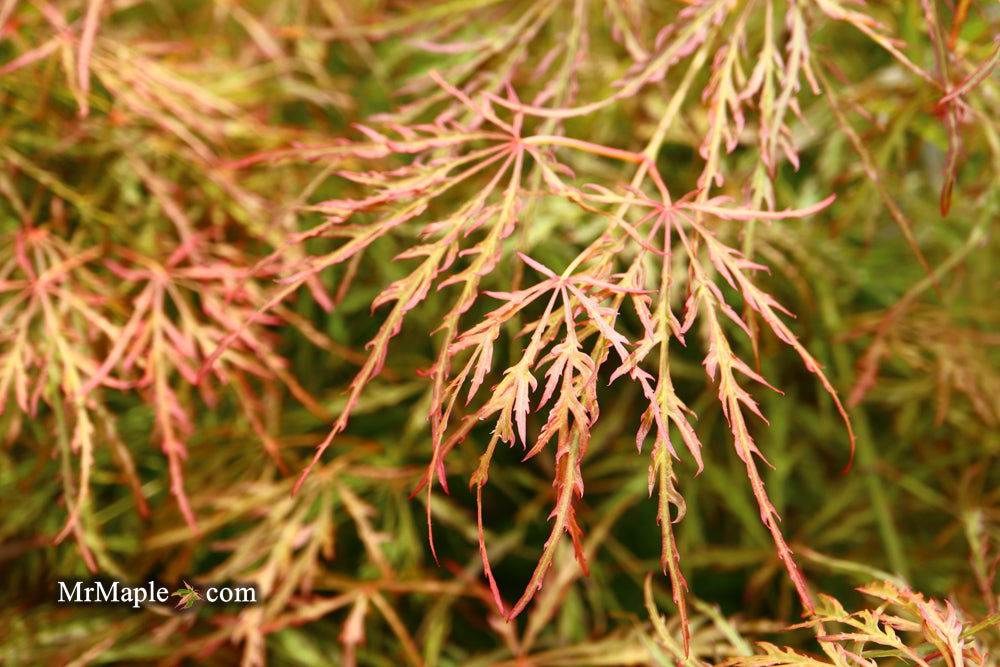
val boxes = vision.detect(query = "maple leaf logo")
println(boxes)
[171,581,202,610]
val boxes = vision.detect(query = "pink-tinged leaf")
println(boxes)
[466,338,497,404]
[76,0,105,117]
[197,279,306,385]
[306,274,334,313]
[484,89,616,120]
[566,507,589,577]
[51,409,95,565]
[279,201,430,286]
[371,259,439,314]
[0,36,60,76]
[455,427,506,606]
[650,440,690,653]
[633,294,658,343]
[76,287,151,397]
[572,275,653,295]
[680,292,699,335]
[506,432,585,621]
[160,313,197,361]
[730,356,782,395]
[417,439,448,566]
[351,123,392,145]
[103,259,149,281]
[670,409,703,474]
[681,193,836,221]
[476,484,505,615]
[340,595,369,666]
[428,70,516,135]
[566,286,629,356]
[538,347,571,410]
[511,367,537,447]
[516,252,559,279]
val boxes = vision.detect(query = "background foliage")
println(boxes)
[0,0,998,665]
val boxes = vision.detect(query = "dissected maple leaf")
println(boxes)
[172,581,202,610]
